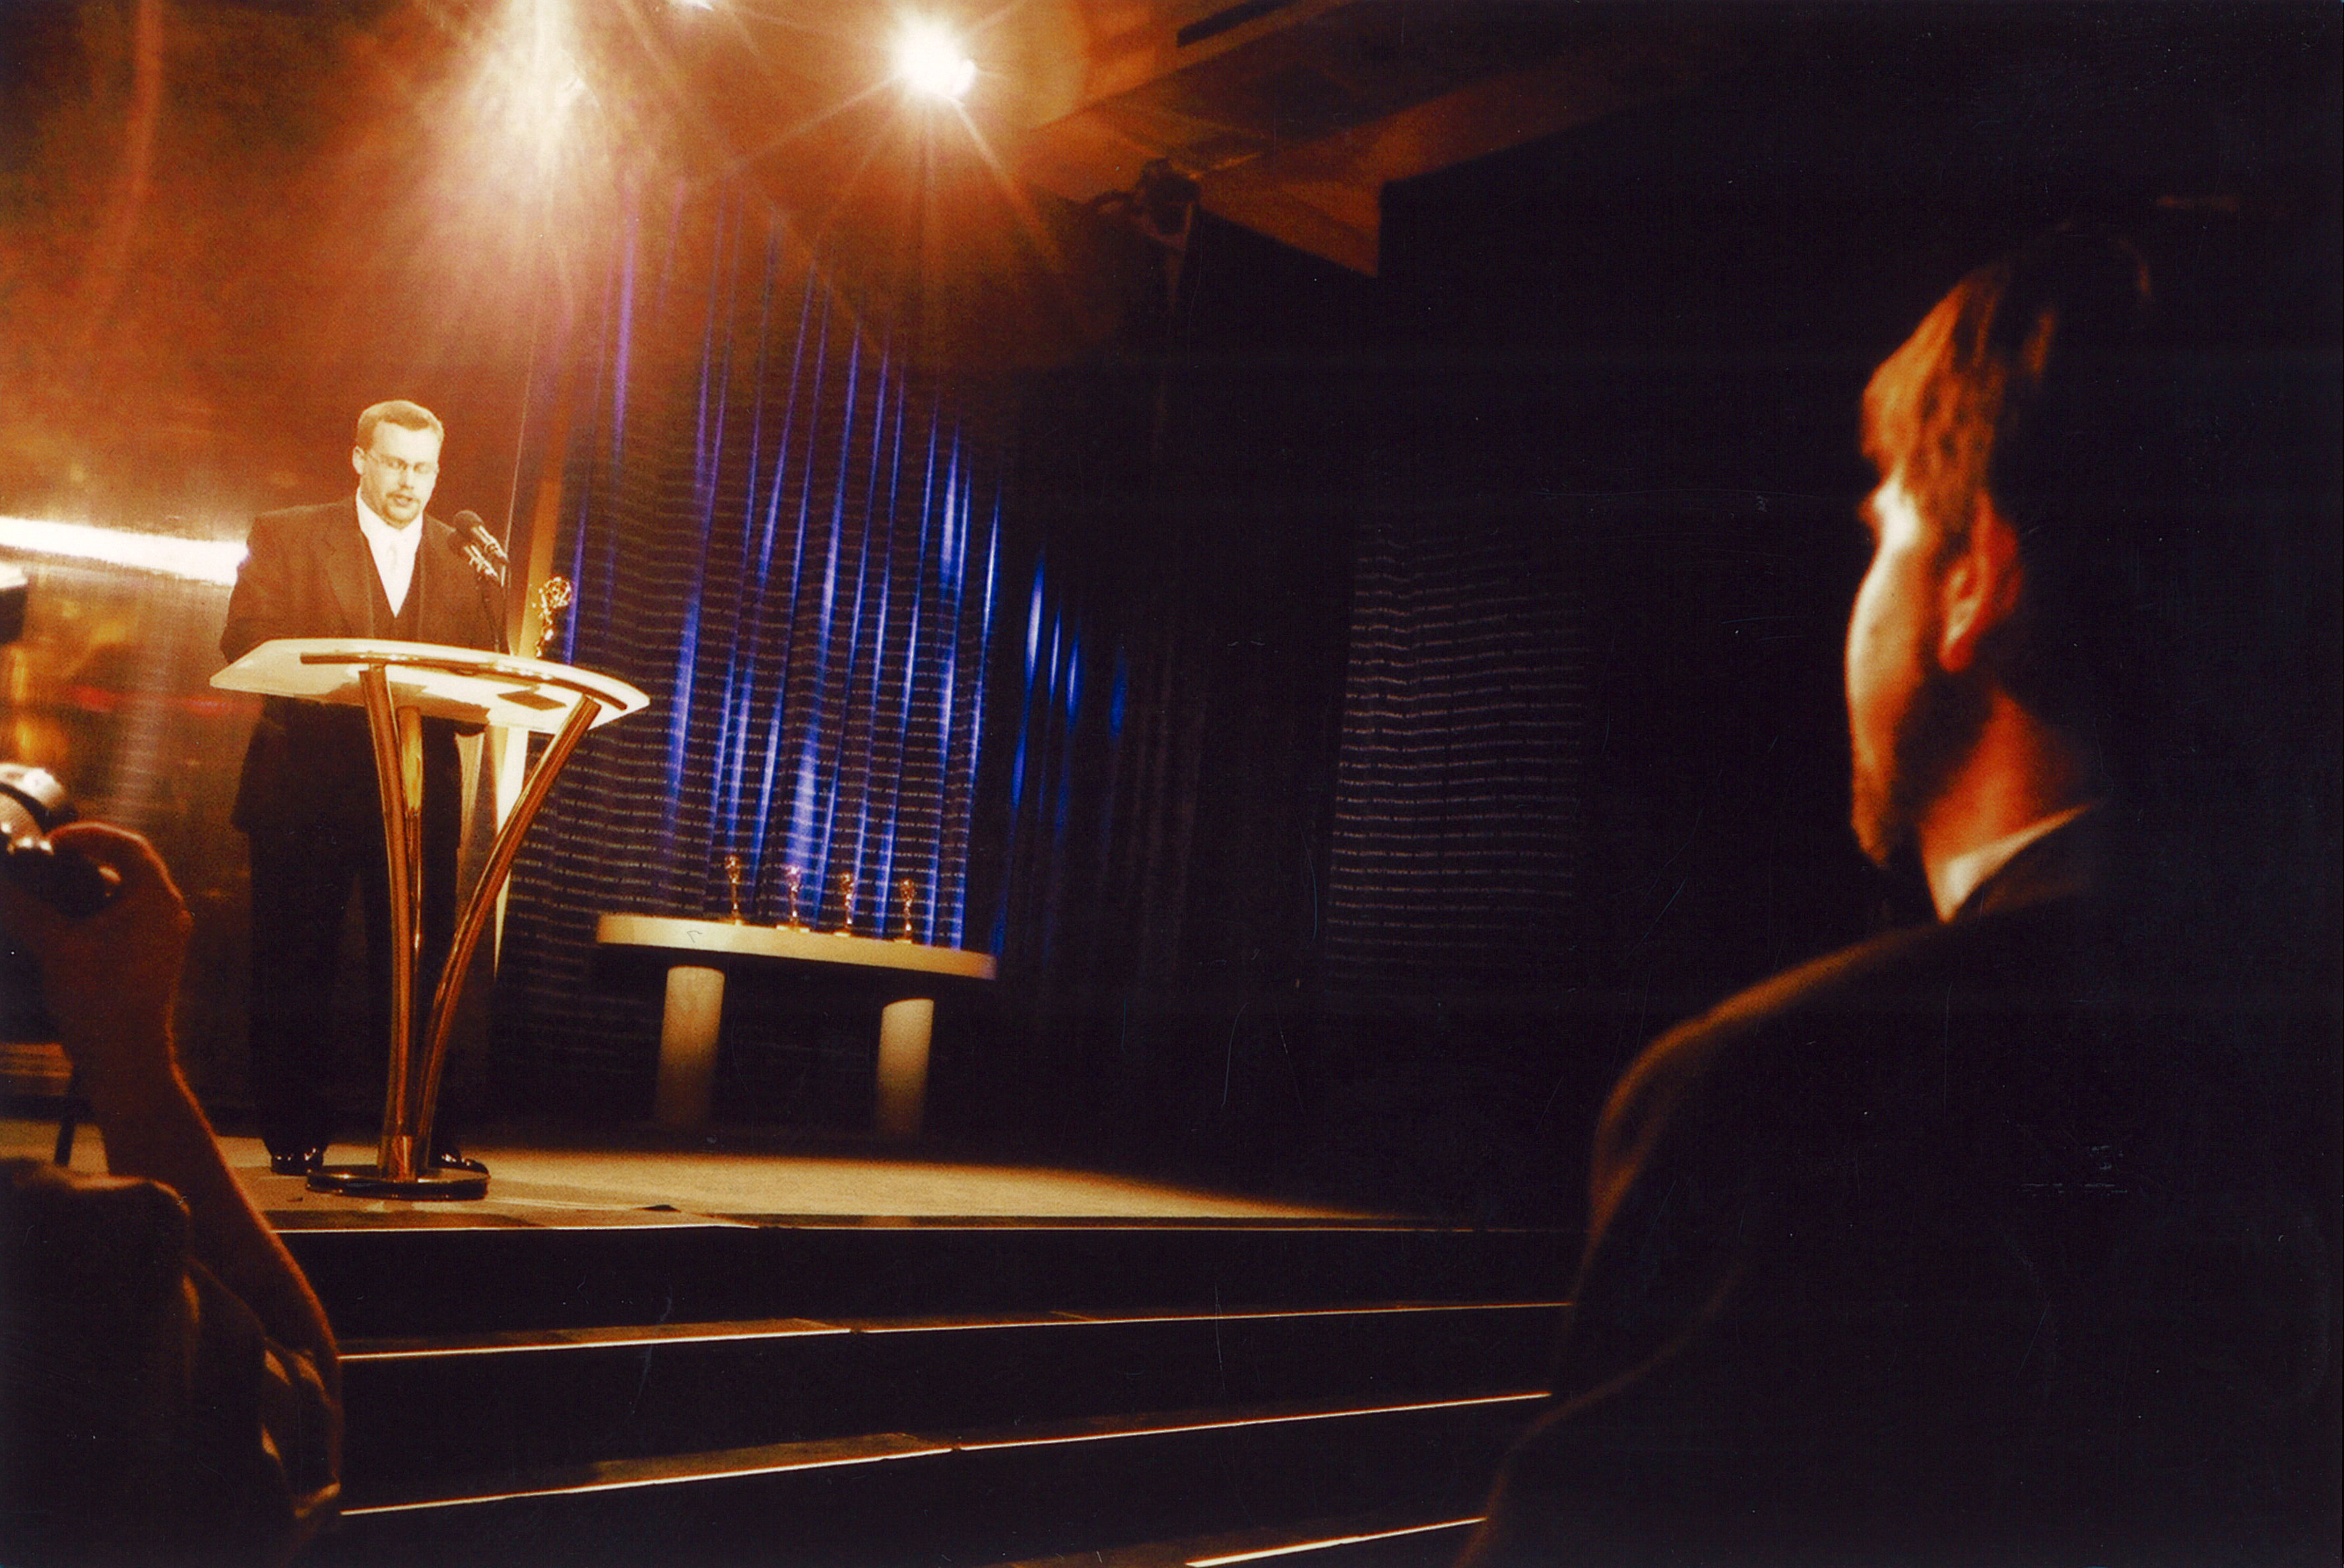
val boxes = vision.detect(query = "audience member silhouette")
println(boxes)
[3,824,341,1567]
[1464,230,2335,1565]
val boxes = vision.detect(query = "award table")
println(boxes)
[592,915,996,1139]
[214,637,649,1198]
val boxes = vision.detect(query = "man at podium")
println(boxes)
[220,400,505,1176]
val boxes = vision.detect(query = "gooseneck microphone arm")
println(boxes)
[455,508,508,589]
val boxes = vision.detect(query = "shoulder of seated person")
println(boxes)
[1619,896,2096,1115]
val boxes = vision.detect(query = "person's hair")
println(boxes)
[1860,229,2159,743]
[354,400,443,450]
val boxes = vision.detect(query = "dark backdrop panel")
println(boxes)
[952,219,1373,1175]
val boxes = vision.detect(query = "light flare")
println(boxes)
[894,19,976,101]
[0,516,243,587]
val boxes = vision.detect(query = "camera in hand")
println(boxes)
[1,565,123,919]
[1,568,122,1070]
[1,766,121,918]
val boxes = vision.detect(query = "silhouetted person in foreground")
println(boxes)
[1464,232,2335,1564]
[3,825,341,1567]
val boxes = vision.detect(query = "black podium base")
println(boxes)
[308,1163,489,1201]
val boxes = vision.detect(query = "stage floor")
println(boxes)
[2,1117,1366,1224]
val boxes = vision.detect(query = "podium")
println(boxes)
[214,639,648,1198]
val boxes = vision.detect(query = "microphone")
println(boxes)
[456,509,507,585]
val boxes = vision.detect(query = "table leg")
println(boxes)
[875,997,934,1140]
[653,965,727,1130]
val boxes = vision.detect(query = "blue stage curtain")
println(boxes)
[493,176,1006,1111]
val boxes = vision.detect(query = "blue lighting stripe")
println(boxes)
[711,209,788,845]
[579,199,641,659]
[749,261,823,881]
[609,200,636,471]
[713,226,774,846]
[833,342,888,915]
[784,287,838,873]
[1046,610,1062,709]
[868,363,917,919]
[1026,564,1044,681]
[805,331,869,903]
[965,494,1002,950]
[913,403,955,923]
[1010,553,1044,812]
[661,198,736,858]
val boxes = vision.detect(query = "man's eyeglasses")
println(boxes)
[364,452,439,480]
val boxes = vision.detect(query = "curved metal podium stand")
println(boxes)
[214,639,648,1198]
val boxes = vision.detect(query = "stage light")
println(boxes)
[894,19,975,102]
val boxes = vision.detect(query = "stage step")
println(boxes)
[983,1507,1487,1567]
[339,1300,1563,1508]
[282,1216,1571,1566]
[280,1217,1573,1337]
[312,1391,1542,1567]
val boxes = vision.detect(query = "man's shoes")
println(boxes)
[431,1147,489,1175]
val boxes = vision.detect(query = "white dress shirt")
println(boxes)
[1931,801,2100,921]
[354,491,422,616]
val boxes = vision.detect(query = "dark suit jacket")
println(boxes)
[1466,820,2331,1566]
[220,500,505,834]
